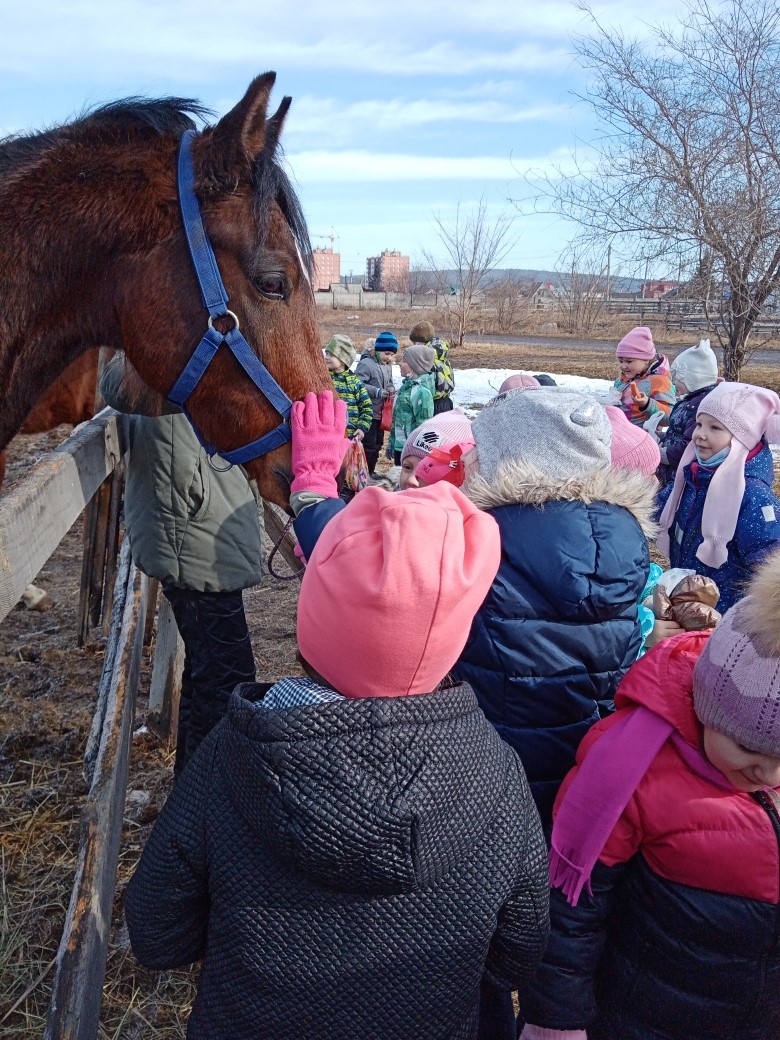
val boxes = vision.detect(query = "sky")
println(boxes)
[1,0,683,278]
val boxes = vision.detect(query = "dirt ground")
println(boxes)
[1,335,779,1036]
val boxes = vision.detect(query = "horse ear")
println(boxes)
[199,72,279,195]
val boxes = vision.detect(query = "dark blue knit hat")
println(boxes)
[374,330,399,353]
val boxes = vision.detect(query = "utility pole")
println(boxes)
[606,243,611,305]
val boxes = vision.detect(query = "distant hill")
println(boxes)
[410,268,644,293]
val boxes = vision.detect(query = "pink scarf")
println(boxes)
[549,706,736,906]
[656,438,753,569]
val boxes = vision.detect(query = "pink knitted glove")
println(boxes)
[518,1026,587,1040]
[290,391,348,497]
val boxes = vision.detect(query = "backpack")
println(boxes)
[430,338,455,400]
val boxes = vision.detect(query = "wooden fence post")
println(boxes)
[146,594,184,746]
[45,541,148,1040]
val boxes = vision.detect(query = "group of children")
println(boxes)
[123,325,780,1040]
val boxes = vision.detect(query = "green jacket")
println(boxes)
[100,355,264,593]
[431,338,455,400]
[330,370,373,437]
[390,372,435,452]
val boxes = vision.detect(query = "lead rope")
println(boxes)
[267,514,304,582]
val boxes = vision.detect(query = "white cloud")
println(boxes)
[286,148,578,183]
[283,96,570,148]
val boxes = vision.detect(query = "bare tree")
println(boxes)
[421,200,518,347]
[554,241,611,335]
[484,275,534,333]
[520,0,780,379]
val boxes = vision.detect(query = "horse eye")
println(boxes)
[253,274,287,300]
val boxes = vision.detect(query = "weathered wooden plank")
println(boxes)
[147,593,184,746]
[0,411,125,624]
[45,539,148,1040]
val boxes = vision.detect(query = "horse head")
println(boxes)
[0,74,329,507]
[111,73,330,507]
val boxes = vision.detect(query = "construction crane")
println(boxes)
[312,227,338,250]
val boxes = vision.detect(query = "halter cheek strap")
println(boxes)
[167,129,293,465]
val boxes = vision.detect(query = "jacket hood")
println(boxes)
[614,630,711,745]
[464,457,659,539]
[218,683,512,895]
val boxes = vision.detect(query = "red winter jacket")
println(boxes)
[518,632,780,1040]
[571,631,780,901]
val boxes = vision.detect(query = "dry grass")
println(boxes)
[3,328,780,1038]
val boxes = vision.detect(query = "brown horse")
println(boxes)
[0,72,329,508]
[0,351,103,490]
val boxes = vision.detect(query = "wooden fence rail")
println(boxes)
[0,413,179,1039]
[0,410,125,625]
[1,413,299,1038]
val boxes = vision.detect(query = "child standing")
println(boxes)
[355,331,397,474]
[657,338,720,485]
[125,392,550,1040]
[613,326,675,426]
[657,381,780,613]
[389,344,436,464]
[454,386,657,829]
[323,334,373,442]
[518,550,780,1040]
[409,320,455,413]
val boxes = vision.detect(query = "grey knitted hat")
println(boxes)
[325,334,356,370]
[471,386,612,483]
[403,344,436,375]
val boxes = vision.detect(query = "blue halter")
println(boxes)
[167,129,293,465]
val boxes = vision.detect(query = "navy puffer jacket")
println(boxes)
[657,440,780,613]
[454,459,656,827]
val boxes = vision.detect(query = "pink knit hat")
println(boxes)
[693,549,780,755]
[657,382,780,568]
[296,483,500,699]
[616,326,656,360]
[498,373,540,393]
[604,405,661,476]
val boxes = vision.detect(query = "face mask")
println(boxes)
[694,445,731,468]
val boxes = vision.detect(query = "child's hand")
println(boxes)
[630,381,649,410]
[290,392,348,498]
[645,618,684,650]
[353,429,365,443]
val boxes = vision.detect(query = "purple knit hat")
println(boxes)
[693,558,780,756]
[616,326,656,360]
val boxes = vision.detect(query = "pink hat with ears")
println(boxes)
[657,382,780,568]
[297,483,500,699]
[604,406,661,476]
[616,326,656,360]
[498,373,540,393]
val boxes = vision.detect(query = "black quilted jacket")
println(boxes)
[124,682,550,1040]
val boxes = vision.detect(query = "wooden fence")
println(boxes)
[0,410,301,1038]
[0,411,180,1039]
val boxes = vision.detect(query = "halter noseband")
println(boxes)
[167,129,293,465]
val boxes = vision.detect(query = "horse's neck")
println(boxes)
[0,145,175,446]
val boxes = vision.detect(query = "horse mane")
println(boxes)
[0,97,210,175]
[253,148,313,276]
[0,95,312,271]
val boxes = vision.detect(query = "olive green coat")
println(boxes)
[100,355,264,593]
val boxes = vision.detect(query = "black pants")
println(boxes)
[363,417,385,474]
[163,586,256,774]
[433,396,454,415]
